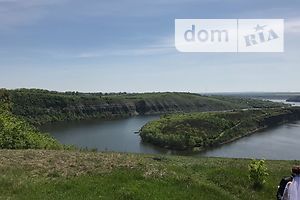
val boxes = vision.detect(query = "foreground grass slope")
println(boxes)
[140,108,300,150]
[0,150,298,200]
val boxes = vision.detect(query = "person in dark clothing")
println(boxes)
[282,166,300,200]
[277,176,293,200]
[277,166,300,200]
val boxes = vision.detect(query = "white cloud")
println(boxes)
[77,36,175,58]
[78,46,174,58]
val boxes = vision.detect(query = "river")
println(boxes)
[41,100,300,160]
[41,115,169,155]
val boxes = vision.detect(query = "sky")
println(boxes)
[0,0,300,93]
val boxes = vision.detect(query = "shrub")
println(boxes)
[248,159,269,188]
[0,111,63,149]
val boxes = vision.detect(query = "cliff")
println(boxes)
[3,89,284,125]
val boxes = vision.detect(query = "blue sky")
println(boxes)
[0,0,300,92]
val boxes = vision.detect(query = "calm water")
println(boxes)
[199,121,300,160]
[42,102,300,160]
[266,99,300,107]
[41,115,170,154]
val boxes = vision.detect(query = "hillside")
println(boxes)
[0,149,298,200]
[0,111,63,149]
[0,89,64,149]
[5,89,284,125]
[140,107,300,151]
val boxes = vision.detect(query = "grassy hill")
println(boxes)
[140,108,300,151]
[0,150,298,200]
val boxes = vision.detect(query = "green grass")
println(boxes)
[1,169,230,200]
[0,150,299,200]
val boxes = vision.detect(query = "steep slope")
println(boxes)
[6,89,283,125]
[0,89,63,149]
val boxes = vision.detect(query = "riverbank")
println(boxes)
[140,107,300,151]
[0,149,298,200]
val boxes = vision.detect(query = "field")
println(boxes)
[0,150,298,200]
